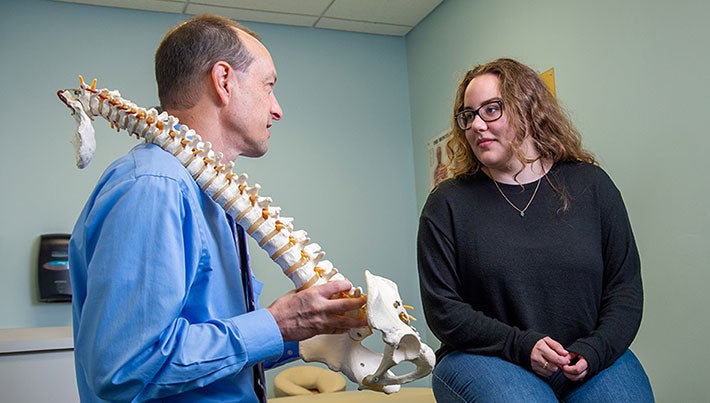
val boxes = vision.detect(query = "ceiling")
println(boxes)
[53,0,444,36]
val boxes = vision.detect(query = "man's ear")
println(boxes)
[210,61,233,106]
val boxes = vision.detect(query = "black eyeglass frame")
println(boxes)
[455,99,504,130]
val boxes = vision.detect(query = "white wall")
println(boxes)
[1,349,78,403]
[0,327,78,402]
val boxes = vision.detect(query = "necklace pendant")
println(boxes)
[492,175,544,218]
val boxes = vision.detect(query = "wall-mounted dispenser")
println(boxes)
[38,233,72,302]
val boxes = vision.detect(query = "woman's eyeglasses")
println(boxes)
[455,99,503,130]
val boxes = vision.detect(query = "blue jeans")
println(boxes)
[432,350,654,402]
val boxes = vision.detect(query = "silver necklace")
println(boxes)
[492,176,543,217]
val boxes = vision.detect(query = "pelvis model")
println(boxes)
[57,77,435,393]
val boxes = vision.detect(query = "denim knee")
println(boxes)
[562,350,654,403]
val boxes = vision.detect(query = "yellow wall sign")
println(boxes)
[539,67,556,98]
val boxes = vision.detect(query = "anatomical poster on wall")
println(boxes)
[427,129,453,190]
[540,67,556,97]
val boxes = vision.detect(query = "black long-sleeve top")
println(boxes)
[417,161,643,378]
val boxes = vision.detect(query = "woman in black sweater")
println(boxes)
[417,58,653,402]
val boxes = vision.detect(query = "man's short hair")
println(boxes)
[155,14,259,110]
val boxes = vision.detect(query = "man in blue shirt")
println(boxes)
[69,14,367,402]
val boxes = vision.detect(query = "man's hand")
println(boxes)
[267,280,368,342]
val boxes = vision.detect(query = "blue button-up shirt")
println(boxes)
[69,143,297,402]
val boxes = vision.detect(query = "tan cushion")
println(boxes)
[273,366,347,397]
[268,387,436,402]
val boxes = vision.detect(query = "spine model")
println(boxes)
[57,77,434,393]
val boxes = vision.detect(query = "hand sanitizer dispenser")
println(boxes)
[38,233,72,302]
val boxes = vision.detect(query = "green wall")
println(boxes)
[0,0,420,343]
[406,0,710,401]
